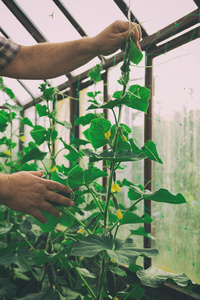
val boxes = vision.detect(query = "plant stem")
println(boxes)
[72,263,96,298]
[63,207,91,234]
[86,184,104,213]
[104,162,115,235]
[109,197,143,232]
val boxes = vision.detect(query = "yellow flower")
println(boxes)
[20,136,25,142]
[51,166,58,172]
[80,256,84,261]
[111,182,121,193]
[4,150,11,156]
[122,135,127,141]
[110,258,115,263]
[104,130,111,139]
[113,297,118,300]
[53,285,56,290]
[77,228,84,234]
[116,210,123,219]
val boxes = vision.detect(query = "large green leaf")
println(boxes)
[117,284,144,300]
[71,235,158,265]
[137,266,191,288]
[0,110,8,132]
[0,278,17,299]
[21,117,33,127]
[89,117,111,149]
[82,149,146,163]
[36,103,48,117]
[42,87,56,101]
[30,125,47,145]
[120,212,153,225]
[143,188,187,204]
[84,167,108,185]
[19,290,60,300]
[130,139,163,164]
[128,39,143,65]
[21,147,47,165]
[128,185,187,204]
[74,113,97,126]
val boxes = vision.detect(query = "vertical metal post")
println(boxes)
[70,83,79,141]
[144,53,153,269]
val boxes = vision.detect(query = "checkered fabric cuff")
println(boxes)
[0,37,20,72]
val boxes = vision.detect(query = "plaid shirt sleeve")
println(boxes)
[0,37,20,72]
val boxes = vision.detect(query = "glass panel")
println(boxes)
[55,97,70,166]
[152,39,200,284]
[0,1,36,45]
[16,0,81,42]
[124,0,197,35]
[63,0,127,37]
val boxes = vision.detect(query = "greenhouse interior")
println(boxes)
[0,0,200,299]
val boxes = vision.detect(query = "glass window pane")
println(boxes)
[55,97,70,166]
[0,1,36,45]
[63,0,127,37]
[124,0,197,35]
[16,0,81,42]
[152,39,200,284]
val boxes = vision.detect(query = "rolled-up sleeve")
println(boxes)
[0,37,20,72]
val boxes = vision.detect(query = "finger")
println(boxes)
[29,170,44,177]
[44,179,72,193]
[40,202,62,218]
[46,190,74,207]
[31,209,47,224]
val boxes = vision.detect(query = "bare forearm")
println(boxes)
[1,37,98,80]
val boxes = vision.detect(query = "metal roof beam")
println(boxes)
[141,9,199,52]
[193,0,200,7]
[52,0,87,37]
[113,0,148,38]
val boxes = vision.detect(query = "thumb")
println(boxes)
[29,170,44,177]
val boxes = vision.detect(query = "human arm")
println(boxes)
[0,20,142,80]
[0,170,74,224]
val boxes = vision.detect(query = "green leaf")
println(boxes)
[82,149,146,163]
[130,139,163,164]
[30,125,47,145]
[110,266,127,277]
[143,188,187,204]
[117,284,144,300]
[84,167,108,185]
[87,64,102,82]
[21,117,33,127]
[76,267,96,278]
[130,226,154,239]
[19,290,60,300]
[21,147,47,165]
[70,138,90,148]
[36,103,48,117]
[0,110,8,132]
[89,117,111,149]
[137,266,191,288]
[42,87,56,101]
[128,39,143,65]
[0,278,17,299]
[71,235,158,265]
[126,85,150,113]
[142,140,163,164]
[120,212,153,225]
[74,113,97,126]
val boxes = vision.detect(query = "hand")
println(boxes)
[0,170,74,224]
[92,20,142,56]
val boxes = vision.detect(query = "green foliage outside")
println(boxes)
[0,39,192,299]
